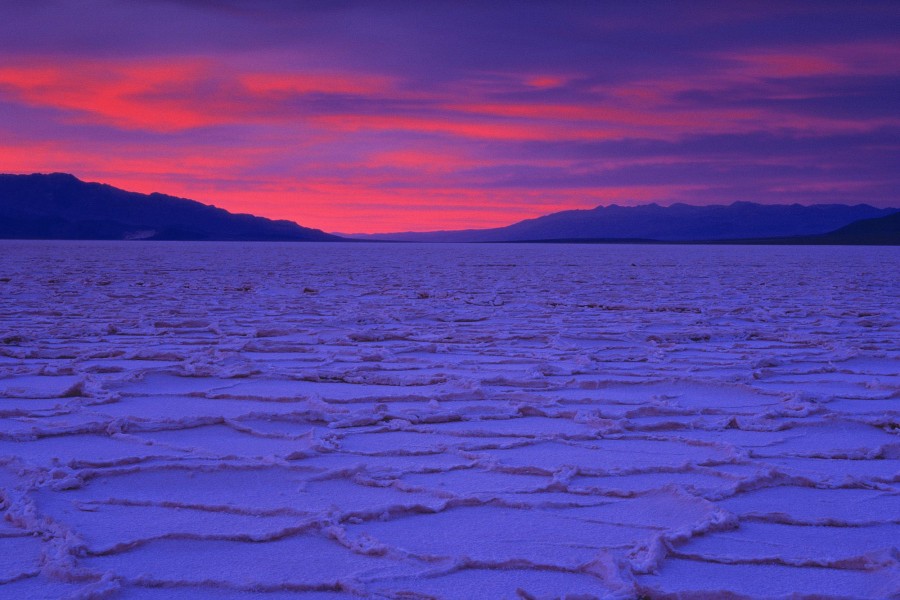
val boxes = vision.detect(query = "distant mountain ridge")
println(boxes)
[0,173,340,241]
[2,173,897,244]
[353,202,898,243]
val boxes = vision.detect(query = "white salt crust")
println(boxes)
[0,241,897,599]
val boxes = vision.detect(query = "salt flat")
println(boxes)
[0,241,897,599]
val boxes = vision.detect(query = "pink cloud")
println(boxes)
[0,60,227,131]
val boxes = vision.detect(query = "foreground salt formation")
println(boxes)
[0,241,897,599]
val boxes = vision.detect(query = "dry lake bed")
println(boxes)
[0,241,898,599]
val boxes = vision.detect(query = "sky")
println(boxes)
[1,1,898,233]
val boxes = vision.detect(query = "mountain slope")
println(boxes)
[807,210,900,245]
[355,202,898,243]
[0,173,340,241]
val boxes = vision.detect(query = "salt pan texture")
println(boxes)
[0,241,897,599]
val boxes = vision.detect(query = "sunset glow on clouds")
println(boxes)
[1,1,898,232]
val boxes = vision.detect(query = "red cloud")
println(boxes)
[0,60,227,131]
[0,59,400,132]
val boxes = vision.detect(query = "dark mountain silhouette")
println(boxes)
[793,210,900,245]
[663,211,899,245]
[352,202,898,243]
[498,211,900,246]
[0,173,341,241]
[3,174,896,244]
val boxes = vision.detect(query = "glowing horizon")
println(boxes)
[1,2,898,234]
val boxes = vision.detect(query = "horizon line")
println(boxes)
[4,171,898,237]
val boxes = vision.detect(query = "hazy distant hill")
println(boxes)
[0,173,341,241]
[353,202,898,243]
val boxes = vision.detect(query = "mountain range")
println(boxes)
[349,202,899,243]
[790,210,900,246]
[1,173,897,244]
[0,173,338,241]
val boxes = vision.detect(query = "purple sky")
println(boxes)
[1,1,898,232]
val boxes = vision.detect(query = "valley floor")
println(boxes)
[0,241,898,599]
